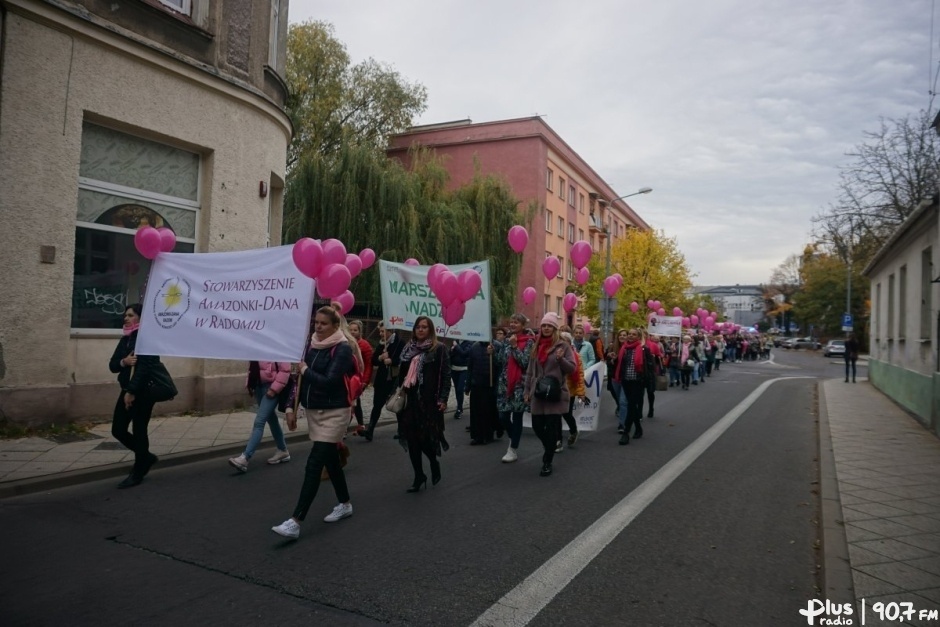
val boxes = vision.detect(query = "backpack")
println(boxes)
[332,345,365,406]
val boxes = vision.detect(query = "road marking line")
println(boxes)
[470,376,813,627]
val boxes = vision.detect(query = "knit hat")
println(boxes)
[540,312,561,329]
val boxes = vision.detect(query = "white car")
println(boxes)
[823,340,846,357]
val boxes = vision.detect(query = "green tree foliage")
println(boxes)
[284,144,529,317]
[790,245,868,339]
[576,229,696,331]
[285,20,428,166]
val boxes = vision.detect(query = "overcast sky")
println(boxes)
[290,0,933,286]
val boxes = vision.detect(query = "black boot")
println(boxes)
[117,472,142,489]
[430,458,441,486]
[406,475,427,492]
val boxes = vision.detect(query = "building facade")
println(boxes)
[690,285,765,328]
[0,0,292,425]
[387,117,650,327]
[863,197,939,435]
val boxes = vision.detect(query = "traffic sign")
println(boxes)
[842,313,853,332]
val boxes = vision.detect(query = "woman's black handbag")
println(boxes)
[147,362,178,402]
[533,375,561,402]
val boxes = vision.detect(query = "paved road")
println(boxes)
[0,349,857,626]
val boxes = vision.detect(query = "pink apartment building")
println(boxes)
[387,116,651,326]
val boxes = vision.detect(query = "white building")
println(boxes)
[691,285,765,327]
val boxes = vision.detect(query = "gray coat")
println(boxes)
[524,340,576,415]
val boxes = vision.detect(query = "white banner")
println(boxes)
[378,260,492,341]
[648,315,683,337]
[523,361,606,432]
[136,246,315,361]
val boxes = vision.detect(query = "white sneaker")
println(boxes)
[271,518,300,539]
[267,449,291,465]
[228,454,248,473]
[323,502,353,523]
[501,446,518,463]
[554,441,564,454]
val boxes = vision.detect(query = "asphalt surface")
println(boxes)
[0,350,852,626]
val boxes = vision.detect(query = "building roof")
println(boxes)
[862,195,939,276]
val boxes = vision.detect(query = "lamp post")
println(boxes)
[590,187,652,347]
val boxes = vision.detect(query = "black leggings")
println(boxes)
[111,392,156,472]
[407,437,439,481]
[845,358,857,381]
[680,369,692,388]
[622,380,645,436]
[292,441,350,521]
[560,396,578,435]
[532,414,560,465]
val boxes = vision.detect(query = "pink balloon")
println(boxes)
[457,270,482,302]
[613,273,623,285]
[522,286,537,305]
[604,277,619,297]
[436,270,460,306]
[690,314,699,326]
[134,227,162,260]
[575,267,590,285]
[334,290,355,315]
[507,225,528,253]
[317,263,352,300]
[404,258,420,266]
[542,256,560,281]
[157,227,176,253]
[563,293,578,313]
[657,308,666,316]
[427,263,448,293]
[292,238,324,279]
[344,253,363,278]
[359,248,376,269]
[442,300,467,326]
[705,316,715,327]
[630,301,639,313]
[582,322,592,334]
[321,239,347,265]
[646,299,655,309]
[682,317,691,327]
[710,311,718,320]
[672,307,683,317]
[653,301,661,310]
[570,241,592,269]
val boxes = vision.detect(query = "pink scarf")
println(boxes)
[310,329,347,350]
[122,322,139,336]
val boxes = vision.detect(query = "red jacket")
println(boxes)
[357,339,374,384]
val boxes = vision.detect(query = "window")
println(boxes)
[568,223,575,243]
[567,259,574,281]
[545,210,553,232]
[899,265,907,339]
[578,228,584,242]
[546,168,554,191]
[268,0,281,69]
[887,274,895,338]
[557,256,565,278]
[558,177,565,199]
[590,234,595,250]
[568,185,576,206]
[557,216,564,237]
[922,248,932,340]
[158,0,192,15]
[556,296,563,315]
[73,122,198,329]
[543,295,550,314]
[875,282,882,339]
[579,193,585,214]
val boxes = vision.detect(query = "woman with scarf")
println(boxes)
[271,306,356,540]
[362,323,403,441]
[523,313,575,476]
[496,313,536,463]
[616,328,653,445]
[679,334,696,390]
[607,329,629,431]
[108,303,160,488]
[395,315,451,491]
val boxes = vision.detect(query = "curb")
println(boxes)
[816,381,855,604]
[0,417,401,500]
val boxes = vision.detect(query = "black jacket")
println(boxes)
[450,340,472,368]
[108,332,160,395]
[371,335,404,392]
[619,345,654,385]
[397,343,452,407]
[467,342,496,389]
[299,342,354,409]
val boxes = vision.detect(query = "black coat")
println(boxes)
[299,342,354,409]
[467,342,497,389]
[108,331,159,395]
[371,335,404,393]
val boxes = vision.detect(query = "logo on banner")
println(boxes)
[152,276,191,329]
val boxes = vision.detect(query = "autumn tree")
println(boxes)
[285,20,427,166]
[790,245,868,339]
[576,229,694,332]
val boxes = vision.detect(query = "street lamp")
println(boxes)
[589,186,653,347]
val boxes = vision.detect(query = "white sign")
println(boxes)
[523,361,607,432]
[378,260,492,341]
[648,315,683,337]
[136,246,315,362]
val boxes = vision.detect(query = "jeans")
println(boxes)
[691,363,700,383]
[292,441,349,521]
[668,365,681,385]
[500,410,524,449]
[845,358,857,381]
[451,369,468,412]
[617,386,629,429]
[111,391,156,473]
[531,414,559,465]
[244,383,287,459]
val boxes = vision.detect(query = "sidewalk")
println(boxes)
[0,386,404,498]
[820,378,940,625]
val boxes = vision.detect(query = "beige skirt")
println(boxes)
[300,406,350,443]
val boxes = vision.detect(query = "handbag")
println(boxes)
[147,362,178,402]
[655,374,668,391]
[384,386,408,413]
[533,375,561,402]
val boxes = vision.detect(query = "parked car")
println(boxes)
[784,336,821,350]
[823,340,846,357]
[773,336,789,348]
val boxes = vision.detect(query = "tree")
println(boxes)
[576,229,694,332]
[764,253,802,332]
[790,246,867,339]
[285,20,428,166]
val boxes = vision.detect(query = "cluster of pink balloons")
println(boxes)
[292,238,376,314]
[134,226,176,260]
[427,264,482,326]
[507,226,528,253]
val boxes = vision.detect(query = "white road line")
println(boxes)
[470,376,814,627]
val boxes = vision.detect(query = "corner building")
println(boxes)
[0,0,292,425]
[387,117,650,325]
